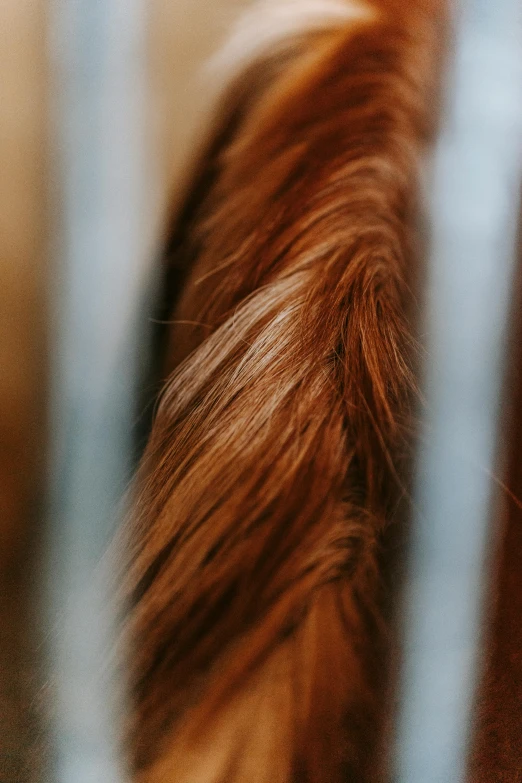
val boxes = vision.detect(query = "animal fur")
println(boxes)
[123,2,449,781]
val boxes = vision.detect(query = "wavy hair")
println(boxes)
[123,2,447,780]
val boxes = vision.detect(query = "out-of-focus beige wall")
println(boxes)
[0,0,247,573]
[148,0,246,226]
[0,0,48,573]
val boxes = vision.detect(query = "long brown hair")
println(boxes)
[123,2,447,780]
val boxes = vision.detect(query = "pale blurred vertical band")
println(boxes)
[395,2,522,782]
[47,2,151,781]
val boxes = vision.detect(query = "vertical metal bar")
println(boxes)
[47,1,151,780]
[395,2,522,782]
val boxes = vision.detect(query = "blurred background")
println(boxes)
[0,1,246,780]
[0,0,247,572]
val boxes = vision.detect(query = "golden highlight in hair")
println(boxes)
[122,2,449,781]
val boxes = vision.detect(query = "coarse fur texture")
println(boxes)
[122,2,448,781]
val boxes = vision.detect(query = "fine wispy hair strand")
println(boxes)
[121,3,447,781]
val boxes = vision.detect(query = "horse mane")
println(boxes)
[122,2,446,780]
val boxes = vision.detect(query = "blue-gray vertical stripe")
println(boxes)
[395,2,522,781]
[47,1,150,780]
